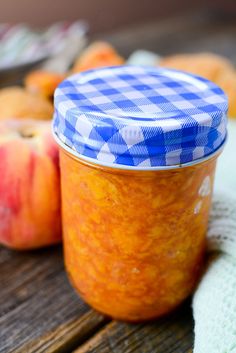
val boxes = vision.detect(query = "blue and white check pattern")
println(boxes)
[53,66,228,168]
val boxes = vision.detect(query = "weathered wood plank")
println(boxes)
[74,303,193,353]
[0,246,107,353]
[13,311,108,353]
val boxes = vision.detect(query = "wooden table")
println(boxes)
[1,9,236,353]
[0,246,193,353]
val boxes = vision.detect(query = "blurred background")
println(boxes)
[1,0,236,63]
[0,0,235,34]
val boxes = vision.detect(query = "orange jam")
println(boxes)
[54,66,227,321]
[60,148,217,321]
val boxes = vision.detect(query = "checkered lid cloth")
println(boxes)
[53,65,228,168]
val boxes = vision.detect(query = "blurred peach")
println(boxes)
[0,87,53,120]
[25,70,65,99]
[217,71,236,118]
[0,119,61,249]
[72,41,124,73]
[159,52,234,83]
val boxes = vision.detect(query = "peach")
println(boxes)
[0,119,61,249]
[159,53,235,83]
[0,87,53,120]
[24,70,66,99]
[72,41,124,73]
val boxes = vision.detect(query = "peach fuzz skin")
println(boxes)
[0,120,61,249]
[60,148,218,322]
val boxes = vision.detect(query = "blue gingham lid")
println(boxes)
[53,65,228,168]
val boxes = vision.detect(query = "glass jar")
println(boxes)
[53,66,227,321]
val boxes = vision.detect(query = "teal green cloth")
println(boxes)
[193,119,236,353]
[193,191,236,353]
[215,119,236,194]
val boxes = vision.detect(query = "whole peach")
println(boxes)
[24,70,65,99]
[0,119,61,249]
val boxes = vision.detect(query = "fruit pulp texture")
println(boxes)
[60,149,217,321]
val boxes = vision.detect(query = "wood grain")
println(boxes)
[74,304,193,353]
[0,246,108,353]
[13,311,108,353]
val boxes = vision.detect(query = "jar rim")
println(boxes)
[53,128,226,171]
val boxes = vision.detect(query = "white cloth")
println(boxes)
[214,119,236,194]
[193,190,236,353]
[193,119,236,353]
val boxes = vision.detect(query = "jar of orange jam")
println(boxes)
[53,66,227,321]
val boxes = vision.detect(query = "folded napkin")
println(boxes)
[193,190,236,353]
